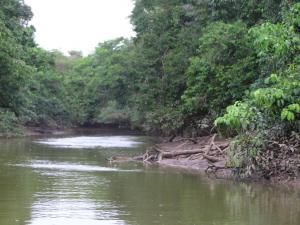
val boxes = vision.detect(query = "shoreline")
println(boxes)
[155,136,300,189]
[0,127,71,138]
[143,135,238,180]
[2,128,299,189]
[111,134,300,189]
[156,156,300,189]
[24,127,70,136]
[0,126,143,138]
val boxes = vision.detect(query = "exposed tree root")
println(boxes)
[253,133,300,180]
[108,134,230,174]
[107,133,300,184]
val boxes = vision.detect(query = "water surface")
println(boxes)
[0,131,299,225]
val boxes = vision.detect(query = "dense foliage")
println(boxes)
[214,4,300,176]
[0,0,299,176]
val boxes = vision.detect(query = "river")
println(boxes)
[0,130,299,225]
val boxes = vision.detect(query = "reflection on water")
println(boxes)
[14,160,141,172]
[30,173,125,225]
[0,133,299,225]
[36,136,142,148]
[29,218,125,225]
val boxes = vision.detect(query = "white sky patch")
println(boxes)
[25,0,135,55]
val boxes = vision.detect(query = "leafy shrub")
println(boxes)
[214,4,300,174]
[281,104,300,121]
[0,108,22,136]
[214,102,258,135]
[226,133,265,167]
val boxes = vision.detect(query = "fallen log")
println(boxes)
[203,154,222,163]
[109,134,229,166]
[159,148,206,160]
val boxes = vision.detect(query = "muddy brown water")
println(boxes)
[0,130,299,225]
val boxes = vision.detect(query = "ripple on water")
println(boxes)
[28,198,126,225]
[13,160,142,173]
[28,218,126,225]
[35,136,142,149]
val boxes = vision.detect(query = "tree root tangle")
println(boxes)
[108,134,230,175]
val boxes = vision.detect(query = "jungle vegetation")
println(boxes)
[0,0,299,176]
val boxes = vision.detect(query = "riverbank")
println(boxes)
[139,135,235,179]
[24,127,69,136]
[0,126,69,138]
[0,126,142,138]
[155,135,300,188]
[111,134,300,189]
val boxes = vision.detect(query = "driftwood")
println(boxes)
[108,133,300,181]
[141,134,228,163]
[158,148,206,159]
[202,154,222,163]
[108,134,229,174]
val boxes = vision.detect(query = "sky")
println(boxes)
[24,0,135,55]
